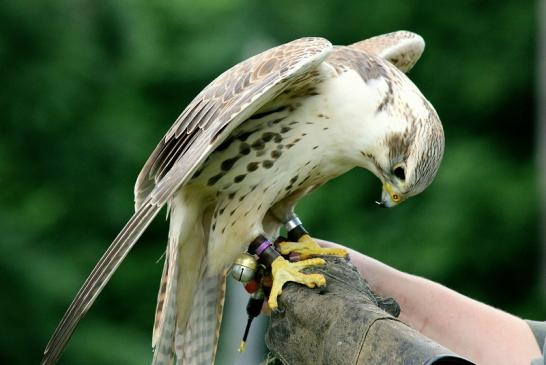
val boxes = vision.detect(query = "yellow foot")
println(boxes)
[268,256,326,309]
[279,234,348,260]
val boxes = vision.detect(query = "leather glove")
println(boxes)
[265,256,474,365]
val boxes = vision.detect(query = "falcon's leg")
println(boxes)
[279,214,348,260]
[248,236,326,310]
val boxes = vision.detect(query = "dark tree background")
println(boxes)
[0,1,543,364]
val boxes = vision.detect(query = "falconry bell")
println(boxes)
[231,253,258,283]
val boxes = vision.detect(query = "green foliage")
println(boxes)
[0,0,542,364]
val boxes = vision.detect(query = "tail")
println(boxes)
[151,197,227,365]
[174,272,227,365]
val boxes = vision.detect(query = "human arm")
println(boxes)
[317,239,542,365]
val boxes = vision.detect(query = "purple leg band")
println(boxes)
[255,240,272,256]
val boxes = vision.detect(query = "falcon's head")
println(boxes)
[344,31,444,207]
[369,82,444,208]
[340,31,444,207]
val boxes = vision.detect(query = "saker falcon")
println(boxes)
[41,31,445,365]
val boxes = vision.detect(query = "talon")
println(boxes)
[279,235,348,259]
[268,256,326,309]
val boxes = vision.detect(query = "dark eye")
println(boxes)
[393,166,405,180]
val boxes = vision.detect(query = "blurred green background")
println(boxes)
[1,0,544,364]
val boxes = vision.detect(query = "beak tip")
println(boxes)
[375,200,387,208]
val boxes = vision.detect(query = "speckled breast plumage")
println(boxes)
[188,84,348,262]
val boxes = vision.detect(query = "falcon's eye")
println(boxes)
[393,166,405,180]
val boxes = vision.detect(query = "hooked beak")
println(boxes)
[375,183,402,208]
[375,200,388,208]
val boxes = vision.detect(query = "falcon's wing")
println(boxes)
[349,31,425,73]
[134,37,332,209]
[41,37,332,365]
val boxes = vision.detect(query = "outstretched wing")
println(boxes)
[349,30,425,73]
[41,37,332,365]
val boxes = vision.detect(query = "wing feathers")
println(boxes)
[134,37,332,210]
[41,200,162,365]
[349,30,425,73]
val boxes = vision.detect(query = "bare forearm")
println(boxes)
[317,239,541,365]
[389,272,540,364]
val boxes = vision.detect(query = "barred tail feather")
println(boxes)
[175,272,227,365]
[153,257,170,346]
[152,193,206,365]
[151,228,181,365]
[151,253,179,365]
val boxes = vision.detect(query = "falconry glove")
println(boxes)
[266,256,474,365]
